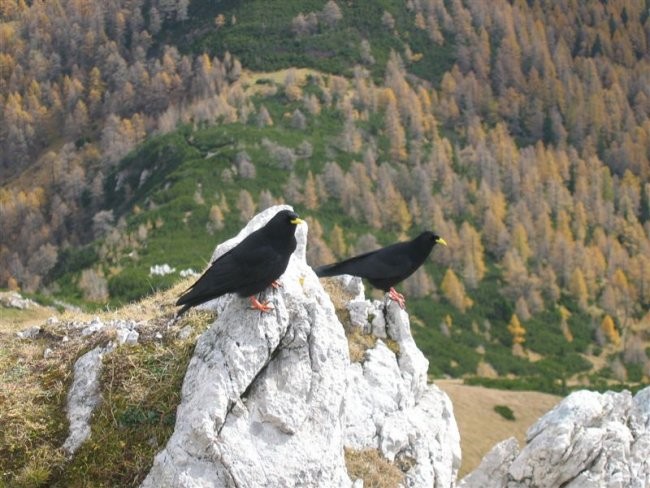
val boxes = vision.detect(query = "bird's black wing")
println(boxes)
[176,239,285,310]
[315,241,415,281]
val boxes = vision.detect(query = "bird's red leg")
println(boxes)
[271,280,282,289]
[388,287,406,309]
[249,295,273,312]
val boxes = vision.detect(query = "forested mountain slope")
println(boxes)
[1,0,649,391]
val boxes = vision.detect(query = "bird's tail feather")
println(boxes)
[314,253,372,278]
[175,283,217,310]
[175,303,192,317]
[314,262,344,277]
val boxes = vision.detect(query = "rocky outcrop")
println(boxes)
[459,387,650,488]
[141,205,461,487]
[141,205,353,487]
[342,287,460,488]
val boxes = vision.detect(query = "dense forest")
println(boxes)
[1,0,649,387]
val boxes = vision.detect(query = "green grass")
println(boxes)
[1,282,209,488]
[0,326,111,487]
[493,404,515,421]
[42,33,643,396]
[51,316,204,487]
[163,0,455,86]
[48,101,628,393]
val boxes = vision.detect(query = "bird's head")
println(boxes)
[287,211,304,226]
[268,209,304,232]
[417,231,447,247]
[433,234,447,247]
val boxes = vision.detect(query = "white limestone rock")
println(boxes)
[81,316,105,336]
[0,291,38,310]
[16,325,41,339]
[342,292,461,488]
[141,205,352,488]
[347,299,372,330]
[460,387,650,488]
[113,319,139,345]
[116,327,139,345]
[76,317,140,344]
[62,345,112,455]
[335,275,365,301]
[457,438,520,488]
[176,325,193,340]
[369,302,388,338]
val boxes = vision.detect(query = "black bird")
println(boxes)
[315,232,447,308]
[176,209,304,316]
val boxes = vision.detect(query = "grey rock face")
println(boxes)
[16,325,41,339]
[457,438,520,488]
[342,290,461,488]
[459,387,650,488]
[141,206,352,487]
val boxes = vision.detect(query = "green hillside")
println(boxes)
[168,0,455,83]
[48,67,646,393]
[2,0,650,393]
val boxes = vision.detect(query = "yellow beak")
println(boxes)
[437,237,448,246]
[291,218,304,225]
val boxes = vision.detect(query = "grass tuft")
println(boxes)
[493,404,516,421]
[54,340,195,486]
[320,278,403,362]
[0,280,212,487]
[347,328,378,363]
[344,448,405,488]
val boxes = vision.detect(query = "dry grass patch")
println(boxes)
[320,277,356,313]
[347,328,378,363]
[345,448,404,488]
[54,332,199,487]
[436,379,561,478]
[0,283,211,488]
[0,322,112,487]
[0,305,56,334]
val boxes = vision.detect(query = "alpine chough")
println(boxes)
[176,209,304,316]
[315,231,447,308]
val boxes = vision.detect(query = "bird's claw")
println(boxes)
[388,287,406,309]
[249,296,274,313]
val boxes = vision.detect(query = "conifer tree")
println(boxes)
[507,314,526,345]
[600,315,621,347]
[330,224,347,258]
[303,171,319,210]
[441,268,472,312]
